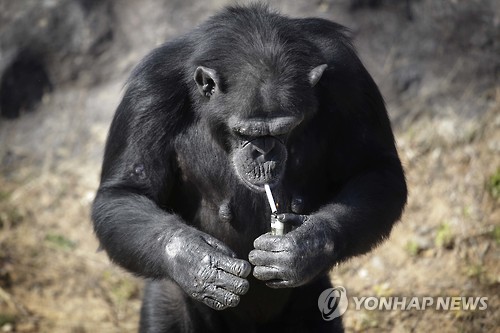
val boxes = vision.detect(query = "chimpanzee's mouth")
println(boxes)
[232,136,287,192]
[238,160,282,192]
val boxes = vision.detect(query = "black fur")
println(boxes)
[92,4,407,333]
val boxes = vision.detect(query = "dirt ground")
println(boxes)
[0,0,499,332]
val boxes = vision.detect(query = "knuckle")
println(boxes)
[201,283,216,295]
[206,298,225,310]
[198,266,213,282]
[234,262,246,276]
[226,294,240,307]
[210,254,221,268]
[230,262,241,276]
[236,280,249,295]
[201,254,211,265]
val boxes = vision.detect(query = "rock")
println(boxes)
[0,0,114,118]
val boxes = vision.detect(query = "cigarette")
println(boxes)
[264,184,284,235]
[264,184,277,213]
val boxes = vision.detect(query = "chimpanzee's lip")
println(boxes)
[229,115,303,138]
[239,174,281,193]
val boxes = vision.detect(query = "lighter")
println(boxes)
[264,184,284,236]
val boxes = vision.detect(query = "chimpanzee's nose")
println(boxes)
[251,137,276,156]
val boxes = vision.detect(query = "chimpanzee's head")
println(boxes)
[192,61,326,192]
[191,11,327,192]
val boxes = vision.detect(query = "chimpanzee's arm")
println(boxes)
[249,20,407,287]
[250,161,406,288]
[250,97,407,288]
[92,44,250,310]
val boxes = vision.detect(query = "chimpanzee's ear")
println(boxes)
[308,64,328,87]
[194,66,220,97]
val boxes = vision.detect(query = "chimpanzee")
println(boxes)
[92,4,407,333]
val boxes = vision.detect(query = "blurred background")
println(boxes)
[0,0,498,332]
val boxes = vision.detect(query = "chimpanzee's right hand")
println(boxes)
[164,228,251,310]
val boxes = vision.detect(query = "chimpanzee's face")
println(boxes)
[228,116,296,192]
[193,63,327,192]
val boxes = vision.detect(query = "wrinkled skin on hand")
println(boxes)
[165,228,251,310]
[249,213,335,288]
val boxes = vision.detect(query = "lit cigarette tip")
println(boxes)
[264,184,277,213]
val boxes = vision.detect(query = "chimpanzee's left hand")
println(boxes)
[248,213,335,288]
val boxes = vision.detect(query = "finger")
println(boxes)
[203,287,240,309]
[213,255,252,278]
[253,233,293,252]
[215,270,250,295]
[277,213,307,227]
[203,297,226,310]
[266,279,295,289]
[253,265,282,281]
[248,249,280,266]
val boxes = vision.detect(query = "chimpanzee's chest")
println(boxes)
[170,125,334,256]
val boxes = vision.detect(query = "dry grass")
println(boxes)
[1,0,499,332]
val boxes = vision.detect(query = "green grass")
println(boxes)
[489,225,500,245]
[435,222,454,249]
[45,233,77,251]
[487,168,500,199]
[0,314,15,327]
[405,240,421,257]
